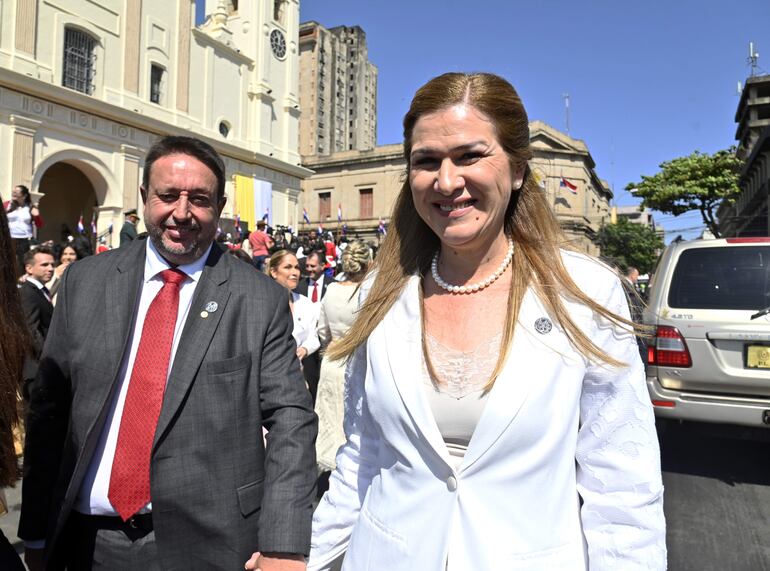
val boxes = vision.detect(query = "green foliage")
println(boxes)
[597,218,663,275]
[625,149,742,238]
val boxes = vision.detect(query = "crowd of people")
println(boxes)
[0,71,665,571]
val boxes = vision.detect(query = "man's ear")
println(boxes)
[140,186,148,204]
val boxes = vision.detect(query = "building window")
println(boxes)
[318,192,331,219]
[273,0,286,24]
[219,121,230,138]
[150,64,164,104]
[62,27,97,94]
[359,188,373,219]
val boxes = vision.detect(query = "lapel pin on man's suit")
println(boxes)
[200,301,219,319]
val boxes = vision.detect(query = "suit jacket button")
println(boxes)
[446,475,457,492]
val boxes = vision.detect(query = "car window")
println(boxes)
[668,246,770,310]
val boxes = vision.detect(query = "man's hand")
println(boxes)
[25,547,45,571]
[245,551,306,571]
[296,347,308,361]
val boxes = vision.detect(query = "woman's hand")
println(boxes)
[30,204,40,217]
[54,261,69,279]
[296,347,308,361]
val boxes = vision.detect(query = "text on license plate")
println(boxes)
[746,345,770,369]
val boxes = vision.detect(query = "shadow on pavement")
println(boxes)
[660,420,770,486]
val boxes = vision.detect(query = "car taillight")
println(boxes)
[648,325,692,367]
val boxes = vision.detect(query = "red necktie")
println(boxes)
[108,268,186,520]
[312,281,318,303]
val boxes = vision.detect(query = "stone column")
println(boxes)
[9,114,41,192]
[176,0,193,113]
[14,0,37,55]
[123,0,142,94]
[120,144,143,211]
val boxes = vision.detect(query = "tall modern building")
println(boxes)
[718,73,770,237]
[298,21,377,157]
[0,0,310,244]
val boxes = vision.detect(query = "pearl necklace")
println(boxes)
[431,238,515,294]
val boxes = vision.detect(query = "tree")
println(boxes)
[625,149,742,238]
[597,218,663,275]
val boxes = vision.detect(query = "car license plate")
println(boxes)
[746,345,770,369]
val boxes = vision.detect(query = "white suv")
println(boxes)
[644,237,770,428]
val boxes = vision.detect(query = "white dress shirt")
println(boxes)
[74,240,212,515]
[308,275,324,305]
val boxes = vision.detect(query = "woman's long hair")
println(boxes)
[0,207,28,486]
[7,185,31,213]
[329,72,636,388]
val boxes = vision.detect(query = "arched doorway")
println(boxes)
[37,163,98,249]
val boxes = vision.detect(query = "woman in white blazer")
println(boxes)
[307,73,666,571]
[268,250,320,363]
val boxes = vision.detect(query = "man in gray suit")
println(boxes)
[20,136,316,570]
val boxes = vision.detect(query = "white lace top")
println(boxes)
[422,332,500,468]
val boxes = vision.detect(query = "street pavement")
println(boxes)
[661,421,770,570]
[2,422,769,570]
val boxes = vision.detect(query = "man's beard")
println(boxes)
[145,217,207,263]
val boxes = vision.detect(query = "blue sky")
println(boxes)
[200,1,770,242]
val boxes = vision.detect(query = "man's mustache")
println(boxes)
[163,222,200,231]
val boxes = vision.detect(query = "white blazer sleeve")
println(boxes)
[301,322,320,356]
[576,276,667,570]
[308,342,380,570]
[295,295,320,356]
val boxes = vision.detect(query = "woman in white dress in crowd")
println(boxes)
[314,241,371,475]
[308,72,665,570]
[268,250,319,367]
[5,185,42,277]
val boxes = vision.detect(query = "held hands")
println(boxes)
[296,347,308,361]
[245,552,306,571]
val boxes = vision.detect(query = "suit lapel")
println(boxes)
[383,276,452,467]
[104,242,146,389]
[153,247,231,449]
[460,292,548,472]
[28,281,51,306]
